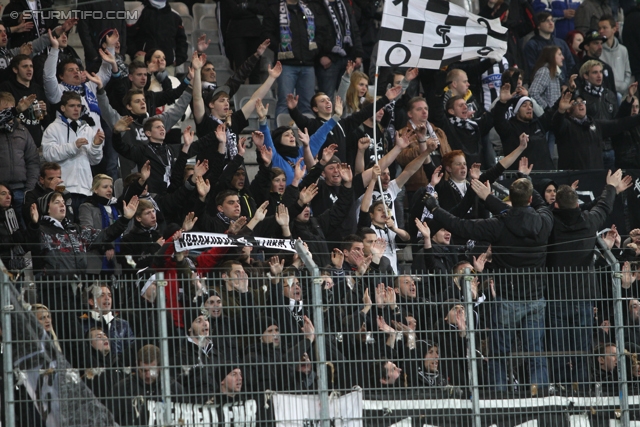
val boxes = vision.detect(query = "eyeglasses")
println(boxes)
[572,100,587,105]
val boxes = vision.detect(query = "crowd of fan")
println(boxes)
[4,0,640,424]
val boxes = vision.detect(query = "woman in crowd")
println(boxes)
[566,30,584,65]
[79,174,122,276]
[530,46,565,110]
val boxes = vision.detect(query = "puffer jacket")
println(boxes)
[79,311,136,360]
[0,124,39,191]
[28,215,129,275]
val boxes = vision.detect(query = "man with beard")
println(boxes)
[493,83,556,170]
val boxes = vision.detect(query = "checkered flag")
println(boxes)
[376,0,508,69]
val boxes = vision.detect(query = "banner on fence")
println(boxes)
[272,390,363,427]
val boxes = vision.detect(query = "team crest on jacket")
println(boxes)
[590,124,597,132]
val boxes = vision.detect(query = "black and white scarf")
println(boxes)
[217,211,232,225]
[323,0,352,56]
[0,107,16,132]
[278,0,317,60]
[41,215,72,230]
[584,81,604,97]
[449,116,479,133]
[211,116,237,159]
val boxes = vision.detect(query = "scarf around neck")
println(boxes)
[62,82,101,116]
[278,0,317,60]
[584,81,604,97]
[323,0,352,56]
[0,106,16,132]
[449,116,479,133]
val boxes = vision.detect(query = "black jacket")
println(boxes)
[120,221,163,271]
[547,184,616,300]
[76,0,127,66]
[126,1,188,66]
[0,78,50,145]
[573,54,617,95]
[623,7,640,79]
[109,375,184,427]
[220,0,265,40]
[311,0,365,63]
[263,0,320,66]
[432,192,553,300]
[612,101,640,169]
[551,106,640,170]
[2,0,53,48]
[493,100,555,171]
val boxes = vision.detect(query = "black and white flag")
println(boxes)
[376,0,508,69]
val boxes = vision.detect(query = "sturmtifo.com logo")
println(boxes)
[12,10,140,20]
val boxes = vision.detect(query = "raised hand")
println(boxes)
[255,99,268,120]
[374,283,387,308]
[137,160,151,183]
[275,204,290,226]
[256,39,270,56]
[194,159,209,178]
[237,137,246,157]
[405,67,419,81]
[473,252,488,272]
[617,175,633,194]
[371,163,381,179]
[385,85,403,100]
[298,127,310,147]
[358,136,371,151]
[253,201,270,222]
[215,123,227,143]
[339,163,353,184]
[568,74,578,91]
[196,34,211,54]
[48,29,59,49]
[558,90,573,113]
[377,315,395,333]
[519,132,529,150]
[183,125,195,149]
[228,216,247,235]
[252,130,264,148]
[113,116,133,132]
[19,43,33,56]
[518,156,533,175]
[191,50,205,70]
[182,212,198,232]
[16,94,36,113]
[334,95,343,117]
[195,175,210,199]
[370,237,386,261]
[414,219,431,239]
[430,165,443,186]
[269,255,285,276]
[629,82,639,99]
[123,195,140,219]
[286,94,299,110]
[395,131,410,149]
[470,179,491,200]
[331,248,344,268]
[293,158,306,183]
[99,48,117,66]
[299,183,319,205]
[268,61,283,79]
[259,145,273,166]
[84,72,103,89]
[301,316,315,343]
[606,169,623,188]
[321,143,338,164]
[345,60,355,76]
[469,163,481,180]
[30,203,39,224]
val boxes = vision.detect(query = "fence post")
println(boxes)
[597,238,630,426]
[1,265,15,427]
[463,268,482,427]
[155,271,174,426]
[295,240,330,427]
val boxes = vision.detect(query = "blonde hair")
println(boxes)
[31,303,62,353]
[346,71,373,114]
[579,59,603,77]
[91,174,113,193]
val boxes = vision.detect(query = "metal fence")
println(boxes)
[2,239,640,427]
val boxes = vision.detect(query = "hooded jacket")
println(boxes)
[432,191,553,300]
[601,37,632,95]
[0,77,49,145]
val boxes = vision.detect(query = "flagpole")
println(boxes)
[372,66,388,215]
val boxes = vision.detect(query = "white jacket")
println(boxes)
[41,115,103,195]
[601,38,632,96]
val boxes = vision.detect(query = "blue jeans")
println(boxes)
[548,300,594,386]
[602,149,615,171]
[488,297,549,391]
[11,188,25,229]
[276,65,316,117]
[315,56,348,100]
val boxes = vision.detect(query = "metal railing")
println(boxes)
[2,239,640,427]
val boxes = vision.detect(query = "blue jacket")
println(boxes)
[260,116,339,185]
[80,312,136,357]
